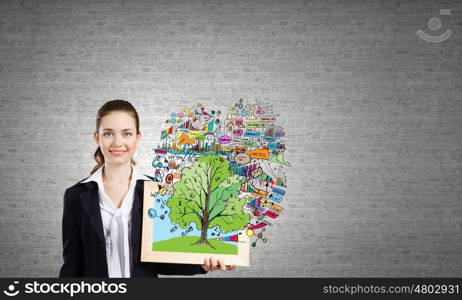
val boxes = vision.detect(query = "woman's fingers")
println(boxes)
[212,257,219,270]
[217,259,226,271]
[226,265,236,271]
[201,258,210,272]
[201,258,207,271]
[210,257,216,270]
[202,257,236,271]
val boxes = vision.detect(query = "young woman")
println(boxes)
[59,100,235,277]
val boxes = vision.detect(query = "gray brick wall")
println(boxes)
[0,0,461,277]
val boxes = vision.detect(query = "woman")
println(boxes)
[59,99,235,277]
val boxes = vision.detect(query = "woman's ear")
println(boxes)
[93,131,99,144]
[136,132,142,147]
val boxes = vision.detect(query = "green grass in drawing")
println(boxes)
[152,236,238,254]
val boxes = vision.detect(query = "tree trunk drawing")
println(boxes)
[194,180,214,248]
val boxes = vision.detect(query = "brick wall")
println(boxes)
[0,0,461,277]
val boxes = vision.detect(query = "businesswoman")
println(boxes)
[59,99,235,277]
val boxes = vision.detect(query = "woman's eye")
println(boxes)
[102,132,132,137]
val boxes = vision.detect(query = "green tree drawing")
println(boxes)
[167,155,251,247]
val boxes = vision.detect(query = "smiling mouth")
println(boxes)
[110,150,127,155]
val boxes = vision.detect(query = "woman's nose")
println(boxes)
[112,134,123,146]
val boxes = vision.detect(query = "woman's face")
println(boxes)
[93,111,140,167]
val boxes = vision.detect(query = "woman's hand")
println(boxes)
[201,257,236,272]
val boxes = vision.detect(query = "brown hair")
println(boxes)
[91,99,140,175]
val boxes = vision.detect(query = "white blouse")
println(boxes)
[81,165,150,277]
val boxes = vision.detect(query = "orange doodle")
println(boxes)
[247,148,270,160]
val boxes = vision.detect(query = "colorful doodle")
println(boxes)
[148,100,290,254]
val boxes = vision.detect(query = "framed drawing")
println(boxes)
[141,101,290,267]
[141,180,250,266]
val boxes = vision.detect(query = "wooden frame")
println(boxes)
[141,181,250,266]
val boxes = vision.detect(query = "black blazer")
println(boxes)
[59,177,207,277]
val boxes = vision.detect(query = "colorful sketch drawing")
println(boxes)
[141,100,290,266]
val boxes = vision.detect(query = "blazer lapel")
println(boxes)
[79,179,148,263]
[131,180,144,249]
[80,182,106,245]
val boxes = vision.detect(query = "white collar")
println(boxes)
[81,164,151,184]
[82,164,149,278]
